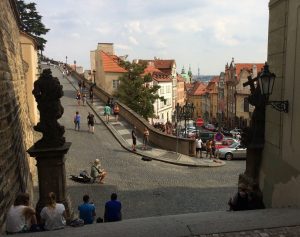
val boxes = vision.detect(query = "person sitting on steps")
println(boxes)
[90,159,107,184]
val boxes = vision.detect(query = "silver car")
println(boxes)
[215,142,246,160]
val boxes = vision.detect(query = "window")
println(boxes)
[113,80,119,89]
[160,86,164,94]
[166,85,171,93]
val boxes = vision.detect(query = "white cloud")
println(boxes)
[34,0,269,74]
[129,36,139,45]
[213,19,240,46]
[115,44,131,50]
[125,21,142,33]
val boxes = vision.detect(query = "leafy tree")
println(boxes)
[16,0,49,51]
[117,61,165,120]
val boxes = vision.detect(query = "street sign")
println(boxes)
[196,118,204,127]
[215,132,224,142]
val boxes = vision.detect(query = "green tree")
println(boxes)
[16,0,49,51]
[117,61,165,120]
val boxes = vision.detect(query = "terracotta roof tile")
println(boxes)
[188,82,207,96]
[143,64,172,82]
[177,73,185,82]
[235,63,264,77]
[101,51,127,73]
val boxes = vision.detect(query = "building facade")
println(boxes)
[260,0,300,208]
[92,43,127,95]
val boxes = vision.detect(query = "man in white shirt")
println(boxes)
[195,136,203,158]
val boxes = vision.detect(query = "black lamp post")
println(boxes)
[258,63,289,113]
[65,56,68,65]
[175,102,195,138]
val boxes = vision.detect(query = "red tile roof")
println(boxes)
[177,73,185,82]
[188,82,207,96]
[101,51,127,73]
[137,59,175,75]
[235,63,264,77]
[143,64,172,82]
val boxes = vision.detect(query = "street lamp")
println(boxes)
[175,102,195,138]
[258,63,289,113]
[65,56,68,65]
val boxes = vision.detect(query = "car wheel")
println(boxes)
[225,153,233,161]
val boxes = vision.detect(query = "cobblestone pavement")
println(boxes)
[44,66,246,221]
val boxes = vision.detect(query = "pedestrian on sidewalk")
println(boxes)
[87,112,95,133]
[74,111,81,131]
[89,87,94,103]
[78,194,96,224]
[90,159,107,184]
[206,139,212,159]
[211,140,216,158]
[82,93,86,106]
[113,104,120,122]
[132,126,137,152]
[104,104,111,123]
[104,193,122,222]
[195,135,203,158]
[142,127,149,150]
[76,90,81,106]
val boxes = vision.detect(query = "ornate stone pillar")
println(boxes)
[27,69,73,221]
[27,143,72,220]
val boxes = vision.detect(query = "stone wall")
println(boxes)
[260,0,300,207]
[0,0,34,231]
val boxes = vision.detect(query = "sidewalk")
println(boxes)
[66,73,225,168]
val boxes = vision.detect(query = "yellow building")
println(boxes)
[176,73,185,106]
[92,43,127,95]
[20,31,39,125]
[187,82,206,119]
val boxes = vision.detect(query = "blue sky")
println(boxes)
[32,0,269,75]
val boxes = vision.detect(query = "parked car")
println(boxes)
[204,124,217,132]
[230,128,242,137]
[215,138,239,150]
[215,142,247,160]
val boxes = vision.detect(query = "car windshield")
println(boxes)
[229,142,239,148]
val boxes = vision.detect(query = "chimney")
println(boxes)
[97,43,114,55]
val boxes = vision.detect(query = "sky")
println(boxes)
[32,0,269,75]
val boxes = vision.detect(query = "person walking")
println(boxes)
[74,111,81,131]
[87,112,95,133]
[104,193,122,222]
[89,87,94,103]
[90,159,107,184]
[206,139,212,159]
[142,127,149,150]
[82,93,86,106]
[104,104,111,123]
[195,135,203,158]
[211,140,216,158]
[132,126,137,152]
[113,103,120,122]
[40,192,66,231]
[76,90,81,106]
[78,195,96,225]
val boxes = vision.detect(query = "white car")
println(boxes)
[215,142,247,160]
[230,128,242,137]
